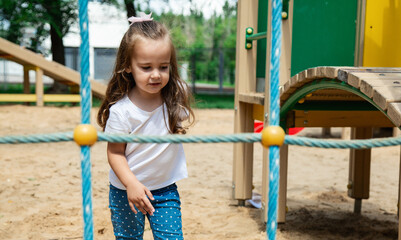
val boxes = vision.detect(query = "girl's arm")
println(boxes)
[107,142,155,216]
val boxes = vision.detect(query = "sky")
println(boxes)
[138,0,237,18]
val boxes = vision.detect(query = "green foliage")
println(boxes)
[0,0,77,54]
[152,0,237,86]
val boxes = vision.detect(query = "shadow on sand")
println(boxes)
[277,207,398,239]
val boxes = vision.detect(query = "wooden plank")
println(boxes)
[238,92,265,105]
[399,147,401,240]
[354,0,366,66]
[280,0,293,87]
[43,94,81,102]
[323,66,342,79]
[360,78,401,98]
[253,104,264,121]
[278,144,288,223]
[233,0,258,202]
[372,86,401,110]
[337,67,401,82]
[0,94,81,102]
[388,103,401,127]
[35,67,43,107]
[295,69,308,84]
[233,103,255,200]
[0,38,80,84]
[347,72,401,88]
[306,67,318,79]
[348,127,372,200]
[23,66,30,94]
[282,78,292,93]
[289,110,395,128]
[0,94,36,102]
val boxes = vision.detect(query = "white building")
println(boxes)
[1,2,130,86]
[63,2,129,84]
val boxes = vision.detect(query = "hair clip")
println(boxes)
[128,12,153,25]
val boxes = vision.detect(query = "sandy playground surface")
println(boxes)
[0,105,400,239]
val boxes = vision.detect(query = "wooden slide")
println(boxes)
[0,37,106,104]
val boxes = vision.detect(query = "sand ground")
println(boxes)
[0,105,400,239]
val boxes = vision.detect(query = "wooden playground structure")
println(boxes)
[0,37,106,105]
[233,0,401,236]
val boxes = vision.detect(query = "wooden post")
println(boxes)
[23,66,30,94]
[23,66,30,106]
[354,0,366,67]
[233,103,255,205]
[232,0,258,203]
[35,67,44,107]
[322,127,331,137]
[348,127,372,214]
[398,145,401,240]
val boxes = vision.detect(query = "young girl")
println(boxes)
[97,13,194,240]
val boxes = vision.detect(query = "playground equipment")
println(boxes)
[0,37,106,105]
[233,0,401,229]
[1,0,401,239]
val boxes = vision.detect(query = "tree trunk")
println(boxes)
[50,25,65,65]
[46,1,69,94]
[125,0,136,20]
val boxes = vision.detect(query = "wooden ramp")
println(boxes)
[0,37,106,101]
[280,66,401,128]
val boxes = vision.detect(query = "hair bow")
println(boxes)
[128,12,153,25]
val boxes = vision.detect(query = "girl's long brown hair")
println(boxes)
[97,21,194,134]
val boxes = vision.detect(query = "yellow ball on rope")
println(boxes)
[73,124,98,146]
[261,126,285,148]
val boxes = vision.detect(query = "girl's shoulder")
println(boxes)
[109,95,131,116]
[110,95,130,109]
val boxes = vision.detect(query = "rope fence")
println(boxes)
[1,131,401,149]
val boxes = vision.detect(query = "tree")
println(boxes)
[0,0,77,92]
[0,0,77,58]
[0,1,47,52]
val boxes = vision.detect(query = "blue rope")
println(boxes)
[78,0,93,239]
[0,132,73,144]
[268,0,282,239]
[1,132,401,149]
[97,132,261,143]
[285,135,401,148]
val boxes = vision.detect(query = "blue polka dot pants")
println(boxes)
[109,183,183,240]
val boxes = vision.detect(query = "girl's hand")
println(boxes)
[126,180,155,216]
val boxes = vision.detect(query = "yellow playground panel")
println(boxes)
[363,0,401,67]
[233,0,401,238]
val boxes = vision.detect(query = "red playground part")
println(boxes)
[254,121,303,135]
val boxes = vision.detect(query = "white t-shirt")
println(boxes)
[105,95,188,191]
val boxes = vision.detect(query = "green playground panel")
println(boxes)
[291,0,358,76]
[256,0,268,78]
[255,0,358,78]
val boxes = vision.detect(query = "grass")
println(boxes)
[191,80,235,88]
[193,93,234,109]
[0,83,37,93]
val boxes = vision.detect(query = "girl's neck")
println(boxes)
[129,87,163,112]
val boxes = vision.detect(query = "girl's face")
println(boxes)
[127,37,171,98]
